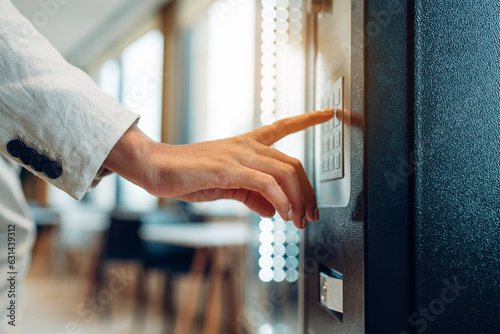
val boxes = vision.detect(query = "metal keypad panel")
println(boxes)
[320,77,343,182]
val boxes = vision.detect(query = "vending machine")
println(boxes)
[301,0,500,333]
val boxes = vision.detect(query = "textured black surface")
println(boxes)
[413,1,500,332]
[364,0,413,332]
[304,1,500,333]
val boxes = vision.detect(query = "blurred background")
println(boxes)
[12,0,307,333]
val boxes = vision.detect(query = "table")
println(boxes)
[139,222,250,334]
[139,222,249,247]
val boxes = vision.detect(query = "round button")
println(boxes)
[43,161,63,179]
[6,140,26,158]
[18,147,37,165]
[30,154,49,172]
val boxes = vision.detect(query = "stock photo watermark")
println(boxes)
[400,276,467,334]
[46,267,135,334]
[213,0,244,20]
[5,224,17,327]
[384,151,416,192]
[18,0,73,40]
[31,0,72,28]
[340,0,408,58]
[122,66,165,110]
[236,281,295,334]
[384,133,438,192]
[234,233,336,334]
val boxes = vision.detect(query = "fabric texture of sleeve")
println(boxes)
[0,0,139,200]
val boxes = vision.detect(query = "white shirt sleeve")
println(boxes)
[0,0,140,200]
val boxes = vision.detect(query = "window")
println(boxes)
[178,0,256,215]
[117,30,164,212]
[121,30,164,142]
[70,29,164,212]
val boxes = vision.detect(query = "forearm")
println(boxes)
[102,123,158,190]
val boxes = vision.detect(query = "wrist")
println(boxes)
[103,123,157,189]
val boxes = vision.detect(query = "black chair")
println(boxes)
[92,210,147,324]
[93,205,204,332]
[140,206,200,333]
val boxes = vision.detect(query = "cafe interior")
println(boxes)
[8,0,500,333]
[13,0,305,333]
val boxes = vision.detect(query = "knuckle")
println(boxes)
[279,117,291,128]
[258,130,273,144]
[290,158,303,170]
[233,135,245,145]
[233,135,254,151]
[260,131,274,143]
[230,137,243,151]
[282,164,297,180]
[260,174,276,190]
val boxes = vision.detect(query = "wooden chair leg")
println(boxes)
[203,248,224,334]
[174,248,208,334]
[224,266,240,333]
[163,272,174,334]
[91,257,105,317]
[134,263,148,328]
[85,233,105,298]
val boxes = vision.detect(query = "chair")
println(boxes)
[92,204,204,332]
[92,210,146,323]
[140,206,201,333]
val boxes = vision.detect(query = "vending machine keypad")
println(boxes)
[320,78,343,182]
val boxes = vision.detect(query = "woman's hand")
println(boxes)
[103,110,334,229]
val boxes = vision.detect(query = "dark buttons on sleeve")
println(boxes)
[43,161,63,179]
[30,154,49,172]
[7,139,63,179]
[18,147,37,165]
[7,139,26,158]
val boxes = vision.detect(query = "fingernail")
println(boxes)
[320,108,335,113]
[301,216,308,229]
[287,207,294,221]
[314,207,319,221]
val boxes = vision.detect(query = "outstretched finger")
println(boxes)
[247,109,334,146]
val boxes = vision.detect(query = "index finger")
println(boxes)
[247,109,335,146]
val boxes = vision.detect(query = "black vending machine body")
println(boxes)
[302,0,500,333]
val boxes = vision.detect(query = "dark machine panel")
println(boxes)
[413,1,500,332]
